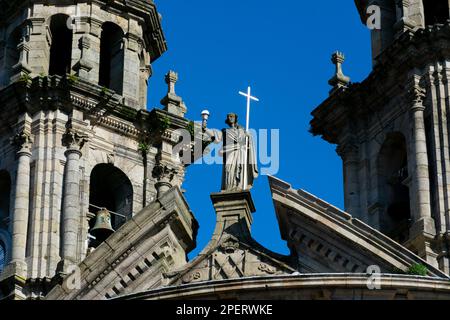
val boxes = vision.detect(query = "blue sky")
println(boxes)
[147,1,373,257]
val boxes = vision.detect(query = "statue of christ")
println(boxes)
[203,113,258,191]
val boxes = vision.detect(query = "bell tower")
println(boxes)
[311,0,450,274]
[356,0,450,63]
[0,1,195,299]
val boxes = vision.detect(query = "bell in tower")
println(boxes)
[0,0,196,300]
[90,208,115,247]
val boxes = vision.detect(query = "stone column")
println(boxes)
[152,164,177,198]
[337,141,360,217]
[74,35,93,80]
[408,83,437,264]
[10,131,33,272]
[122,33,141,108]
[27,17,47,75]
[86,17,103,84]
[10,24,32,83]
[60,125,88,271]
[410,87,434,222]
[139,52,152,107]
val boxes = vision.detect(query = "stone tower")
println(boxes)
[0,0,196,299]
[311,0,450,274]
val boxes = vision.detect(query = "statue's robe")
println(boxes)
[213,126,258,191]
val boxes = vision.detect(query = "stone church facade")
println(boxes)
[1,0,450,300]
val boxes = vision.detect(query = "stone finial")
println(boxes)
[161,70,187,117]
[328,51,351,94]
[165,70,178,94]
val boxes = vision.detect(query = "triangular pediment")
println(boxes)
[269,176,448,278]
[165,234,295,286]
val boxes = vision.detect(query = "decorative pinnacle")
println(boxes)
[165,70,178,95]
[161,70,186,117]
[331,51,345,65]
[328,51,350,94]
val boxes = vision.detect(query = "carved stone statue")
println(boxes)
[203,113,258,191]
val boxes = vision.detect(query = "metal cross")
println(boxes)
[239,86,259,132]
[238,86,259,189]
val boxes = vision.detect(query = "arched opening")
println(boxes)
[4,28,21,85]
[89,164,133,233]
[0,171,11,232]
[423,0,449,26]
[49,14,73,76]
[377,133,411,243]
[99,22,124,94]
[0,241,5,273]
[0,171,11,271]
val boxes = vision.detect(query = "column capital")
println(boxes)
[153,164,178,198]
[405,79,426,112]
[62,127,89,154]
[336,140,359,161]
[10,131,33,156]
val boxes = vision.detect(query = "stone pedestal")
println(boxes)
[210,190,256,241]
[0,262,27,300]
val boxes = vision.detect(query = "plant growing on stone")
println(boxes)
[186,121,195,137]
[67,73,79,84]
[138,142,150,155]
[119,105,136,119]
[160,115,171,132]
[100,86,110,96]
[407,264,428,276]
[18,73,32,84]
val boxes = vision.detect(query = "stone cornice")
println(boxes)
[117,273,450,300]
[0,76,191,143]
